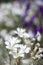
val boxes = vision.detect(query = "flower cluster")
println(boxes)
[5,28,31,59]
[5,27,42,62]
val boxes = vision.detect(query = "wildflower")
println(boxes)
[19,45,31,53]
[5,37,21,50]
[12,45,31,59]
[35,0,43,14]
[36,31,41,41]
[28,28,35,38]
[14,28,29,38]
[23,3,38,27]
[23,1,30,20]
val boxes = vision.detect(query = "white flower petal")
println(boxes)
[14,44,20,48]
[14,30,18,34]
[36,32,41,41]
[5,41,9,46]
[6,46,10,49]
[25,47,31,53]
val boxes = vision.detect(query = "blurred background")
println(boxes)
[0,0,43,65]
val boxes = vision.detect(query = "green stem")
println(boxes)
[9,55,12,65]
[16,58,20,65]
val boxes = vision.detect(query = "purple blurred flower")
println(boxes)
[23,1,31,20]
[23,15,35,27]
[22,2,38,27]
[28,25,43,36]
[39,5,43,15]
[36,25,43,33]
[25,1,31,13]
[23,11,38,27]
[22,0,43,34]
[35,0,43,14]
[28,28,35,37]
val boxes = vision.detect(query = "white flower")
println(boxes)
[8,44,25,58]
[23,33,31,38]
[14,28,26,37]
[9,47,17,55]
[5,37,21,50]
[8,44,31,58]
[25,47,31,53]
[14,28,30,38]
[36,32,41,41]
[13,51,24,58]
[19,45,31,54]
[28,30,34,38]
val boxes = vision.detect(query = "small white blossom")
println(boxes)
[23,33,31,38]
[28,30,34,38]
[8,44,31,58]
[19,45,31,54]
[36,32,41,41]
[14,28,30,38]
[5,37,21,50]
[13,49,25,58]
[14,28,25,37]
[25,47,31,53]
